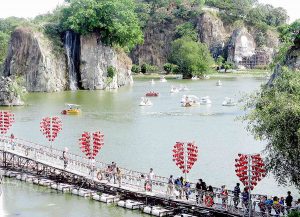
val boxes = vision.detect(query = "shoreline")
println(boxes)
[133,70,271,80]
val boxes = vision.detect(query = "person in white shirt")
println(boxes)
[148,168,155,192]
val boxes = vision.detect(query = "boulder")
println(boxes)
[3,27,67,92]
[0,76,25,106]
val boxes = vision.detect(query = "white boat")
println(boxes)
[139,97,152,106]
[200,96,212,105]
[216,80,222,86]
[159,76,167,83]
[150,79,155,85]
[181,95,200,107]
[191,76,199,80]
[170,87,179,93]
[222,97,237,106]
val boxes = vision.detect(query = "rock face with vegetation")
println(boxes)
[3,27,67,92]
[0,77,25,106]
[285,37,300,71]
[196,12,227,58]
[80,34,133,90]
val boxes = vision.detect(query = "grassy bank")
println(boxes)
[133,69,271,80]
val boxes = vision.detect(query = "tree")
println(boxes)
[131,64,140,74]
[278,20,300,43]
[61,0,143,49]
[107,66,116,78]
[175,22,198,41]
[169,37,214,78]
[163,63,178,74]
[223,61,233,73]
[243,67,300,189]
[216,55,224,71]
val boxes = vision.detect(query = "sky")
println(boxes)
[0,0,299,23]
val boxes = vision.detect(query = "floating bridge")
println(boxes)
[0,136,271,216]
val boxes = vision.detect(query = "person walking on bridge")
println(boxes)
[166,175,174,197]
[62,147,68,169]
[233,183,241,208]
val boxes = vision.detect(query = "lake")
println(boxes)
[2,77,298,216]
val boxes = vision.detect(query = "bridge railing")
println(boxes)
[0,136,295,216]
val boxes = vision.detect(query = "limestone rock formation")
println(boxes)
[80,33,133,90]
[0,77,25,106]
[3,27,67,92]
[227,28,275,68]
[196,12,227,58]
[227,28,256,67]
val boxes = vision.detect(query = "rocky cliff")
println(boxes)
[80,33,133,90]
[2,28,133,93]
[3,27,67,92]
[285,36,300,71]
[196,12,227,58]
[131,11,278,69]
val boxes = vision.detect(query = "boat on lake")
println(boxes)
[181,95,200,107]
[146,91,159,97]
[139,97,152,106]
[61,104,81,115]
[159,76,167,82]
[200,96,212,105]
[222,97,237,106]
[216,80,222,86]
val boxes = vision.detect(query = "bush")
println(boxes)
[131,64,140,74]
[163,63,178,74]
[288,211,300,217]
[107,66,116,78]
[141,63,158,74]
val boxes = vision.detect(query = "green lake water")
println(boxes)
[1,77,298,216]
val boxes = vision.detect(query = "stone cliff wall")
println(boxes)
[196,12,227,58]
[131,12,277,69]
[80,33,133,90]
[3,27,67,92]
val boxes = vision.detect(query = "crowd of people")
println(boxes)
[61,153,300,215]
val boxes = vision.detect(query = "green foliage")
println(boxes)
[169,37,214,78]
[278,19,300,43]
[60,0,143,49]
[163,63,178,74]
[288,211,300,217]
[141,63,158,74]
[175,22,198,41]
[131,64,141,74]
[107,66,116,78]
[0,17,29,65]
[0,32,10,65]
[223,61,233,72]
[216,55,224,70]
[243,67,300,189]
[255,31,267,47]
[135,2,151,28]
[8,76,27,100]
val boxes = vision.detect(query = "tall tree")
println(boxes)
[61,0,143,49]
[169,37,214,78]
[243,67,300,189]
